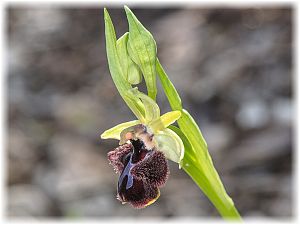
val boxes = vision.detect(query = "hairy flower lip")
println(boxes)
[107,136,169,208]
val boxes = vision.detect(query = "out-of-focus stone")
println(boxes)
[271,98,292,126]
[202,123,234,155]
[224,127,291,170]
[162,178,212,217]
[267,197,292,217]
[52,94,105,137]
[8,128,38,184]
[61,194,115,217]
[8,184,52,217]
[236,100,270,130]
[34,133,114,204]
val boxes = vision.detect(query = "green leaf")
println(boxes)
[169,125,241,220]
[101,120,140,140]
[124,6,157,100]
[177,109,208,155]
[154,128,184,164]
[104,8,145,121]
[176,110,238,219]
[183,153,241,220]
[156,58,182,110]
[156,58,207,153]
[156,58,241,219]
[116,33,142,85]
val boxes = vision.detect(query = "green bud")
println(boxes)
[117,33,142,85]
[124,6,157,100]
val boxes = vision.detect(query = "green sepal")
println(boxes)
[149,111,181,133]
[100,120,140,140]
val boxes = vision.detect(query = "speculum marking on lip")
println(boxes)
[118,153,134,191]
[117,139,149,203]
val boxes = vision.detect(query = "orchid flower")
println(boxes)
[101,90,184,208]
[101,7,184,208]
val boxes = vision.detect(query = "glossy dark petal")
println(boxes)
[128,185,160,209]
[131,150,169,187]
[117,175,147,207]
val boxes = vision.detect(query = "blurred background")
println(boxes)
[6,5,293,218]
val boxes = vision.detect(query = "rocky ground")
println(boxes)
[7,6,292,219]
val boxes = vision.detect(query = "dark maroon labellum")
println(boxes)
[108,138,169,208]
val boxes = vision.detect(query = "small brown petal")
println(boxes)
[107,143,132,173]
